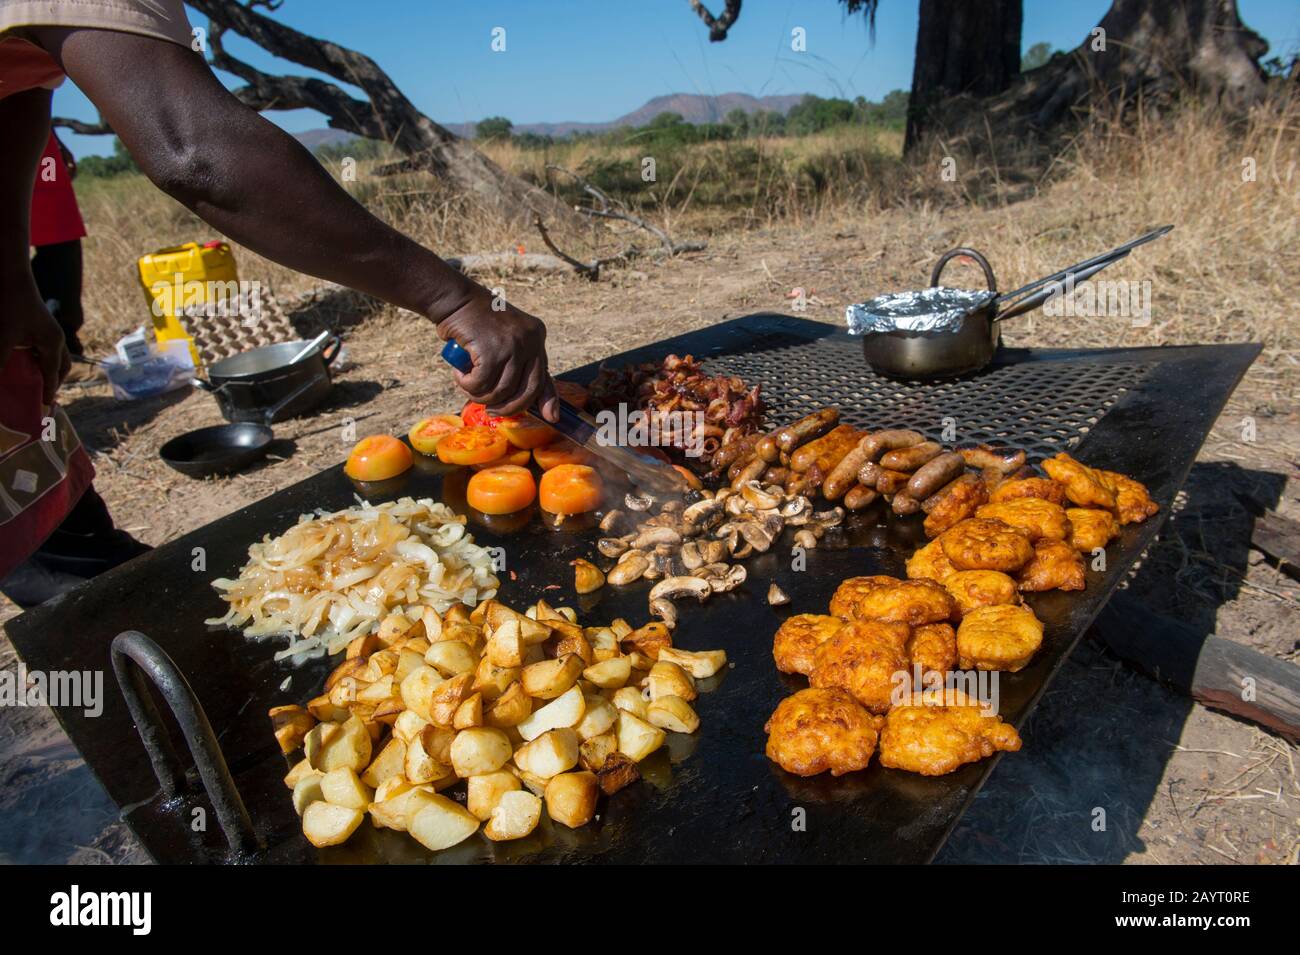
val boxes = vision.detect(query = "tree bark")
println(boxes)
[919,0,1270,153]
[904,0,1023,152]
[185,0,578,229]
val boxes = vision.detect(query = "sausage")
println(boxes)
[880,441,943,472]
[711,433,762,473]
[776,408,839,453]
[844,483,879,511]
[790,425,858,473]
[756,435,781,463]
[874,468,913,495]
[892,493,922,516]
[921,472,982,513]
[906,451,966,499]
[856,461,882,487]
[824,435,878,500]
[763,466,790,487]
[857,429,926,464]
[730,456,767,490]
[958,446,1026,474]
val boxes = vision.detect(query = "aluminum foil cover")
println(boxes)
[845,286,995,335]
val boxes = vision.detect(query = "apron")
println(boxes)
[0,349,94,579]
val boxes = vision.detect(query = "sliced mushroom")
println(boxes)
[779,496,812,521]
[617,547,647,565]
[648,576,712,603]
[682,497,724,531]
[625,492,654,512]
[648,597,678,629]
[811,506,845,528]
[597,537,629,558]
[599,510,628,534]
[710,564,748,593]
[632,526,683,549]
[679,541,705,570]
[693,562,731,580]
[738,520,778,553]
[724,493,751,518]
[660,500,684,515]
[767,582,790,606]
[607,553,650,585]
[740,480,782,510]
[793,528,818,549]
[697,539,727,564]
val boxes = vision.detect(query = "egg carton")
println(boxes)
[180,289,298,364]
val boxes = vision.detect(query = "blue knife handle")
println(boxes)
[440,338,592,442]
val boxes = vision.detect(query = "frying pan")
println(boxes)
[158,422,274,478]
[858,226,1173,379]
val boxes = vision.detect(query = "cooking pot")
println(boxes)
[852,226,1172,380]
[192,335,340,423]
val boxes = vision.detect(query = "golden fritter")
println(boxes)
[907,622,958,676]
[827,575,896,618]
[988,477,1067,506]
[975,498,1073,543]
[1042,453,1117,510]
[809,620,911,713]
[1017,538,1087,592]
[831,577,957,626]
[773,613,844,676]
[939,518,1035,572]
[956,604,1044,672]
[1101,470,1159,525]
[922,474,989,538]
[906,538,957,584]
[942,570,1021,616]
[764,687,882,777]
[1066,507,1120,551]
[878,693,1021,776]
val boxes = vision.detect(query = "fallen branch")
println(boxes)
[546,164,705,257]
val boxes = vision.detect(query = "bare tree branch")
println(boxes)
[52,115,113,135]
[688,0,742,42]
[546,165,705,257]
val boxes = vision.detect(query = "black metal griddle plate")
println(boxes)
[4,315,1259,864]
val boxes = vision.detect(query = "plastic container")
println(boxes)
[137,241,239,366]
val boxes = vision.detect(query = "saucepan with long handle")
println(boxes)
[855,225,1173,379]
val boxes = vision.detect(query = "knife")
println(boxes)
[440,340,687,496]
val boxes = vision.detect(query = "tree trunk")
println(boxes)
[919,0,1270,152]
[904,0,1023,152]
[185,0,578,230]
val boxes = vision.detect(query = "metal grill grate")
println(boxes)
[700,332,1156,462]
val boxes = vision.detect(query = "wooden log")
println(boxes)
[1247,509,1300,582]
[1091,591,1300,742]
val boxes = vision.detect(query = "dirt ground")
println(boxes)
[1,218,1296,865]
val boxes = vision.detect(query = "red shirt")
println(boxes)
[30,131,86,247]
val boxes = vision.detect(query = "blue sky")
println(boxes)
[55,0,1299,157]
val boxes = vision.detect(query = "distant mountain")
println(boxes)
[293,92,809,150]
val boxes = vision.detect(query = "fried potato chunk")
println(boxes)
[1017,538,1087,592]
[988,477,1067,506]
[922,474,989,538]
[975,498,1073,543]
[830,576,957,626]
[764,687,882,777]
[1101,470,1159,525]
[809,620,911,713]
[1066,507,1120,552]
[942,570,1021,616]
[939,518,1035,572]
[907,622,957,677]
[956,604,1044,672]
[1042,453,1117,510]
[906,538,957,584]
[878,692,1021,776]
[772,613,844,676]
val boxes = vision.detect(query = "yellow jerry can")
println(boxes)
[137,240,239,365]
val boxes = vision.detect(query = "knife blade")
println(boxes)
[441,340,688,496]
